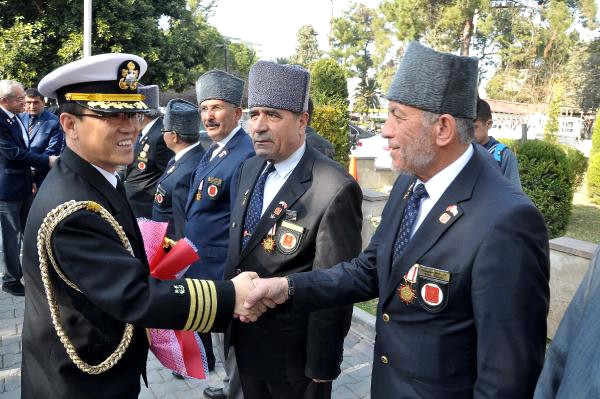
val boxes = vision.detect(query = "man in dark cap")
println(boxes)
[224,61,362,399]
[474,98,522,188]
[123,84,174,218]
[245,42,550,399]
[21,53,262,398]
[178,70,254,389]
[152,98,204,238]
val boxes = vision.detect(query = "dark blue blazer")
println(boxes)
[152,144,204,238]
[19,111,64,186]
[0,108,48,200]
[182,128,254,280]
[290,145,550,398]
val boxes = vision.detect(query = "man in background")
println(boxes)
[474,98,522,189]
[124,84,174,218]
[152,98,204,239]
[0,80,57,297]
[19,88,64,188]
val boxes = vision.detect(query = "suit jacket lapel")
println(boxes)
[185,129,246,212]
[239,148,314,261]
[2,110,26,148]
[383,148,484,303]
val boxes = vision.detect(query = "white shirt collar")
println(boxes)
[0,105,15,119]
[272,142,306,179]
[91,164,118,188]
[209,126,241,161]
[139,117,160,140]
[419,144,474,204]
[175,142,201,162]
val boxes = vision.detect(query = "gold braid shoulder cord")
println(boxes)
[37,200,135,375]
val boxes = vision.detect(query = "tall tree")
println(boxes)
[330,3,376,81]
[0,0,223,92]
[353,78,381,122]
[291,25,322,68]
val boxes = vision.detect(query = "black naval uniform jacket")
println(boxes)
[21,148,234,398]
[152,144,205,238]
[288,145,550,399]
[124,116,174,219]
[224,146,363,383]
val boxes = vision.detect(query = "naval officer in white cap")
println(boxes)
[20,53,262,399]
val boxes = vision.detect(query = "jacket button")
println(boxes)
[382,313,390,322]
[232,222,236,228]
[380,355,389,364]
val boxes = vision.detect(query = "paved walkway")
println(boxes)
[0,290,374,398]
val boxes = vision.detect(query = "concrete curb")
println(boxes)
[351,306,376,342]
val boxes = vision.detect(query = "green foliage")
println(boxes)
[330,4,376,81]
[291,25,322,68]
[591,110,600,158]
[353,78,381,121]
[310,59,348,106]
[562,146,588,190]
[312,104,350,167]
[513,140,575,238]
[587,153,600,205]
[0,0,223,92]
[544,88,562,143]
[227,42,258,80]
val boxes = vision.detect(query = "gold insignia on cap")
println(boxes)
[119,61,140,90]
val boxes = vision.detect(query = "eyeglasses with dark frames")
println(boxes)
[70,112,144,123]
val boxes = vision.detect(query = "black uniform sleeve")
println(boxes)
[51,210,234,332]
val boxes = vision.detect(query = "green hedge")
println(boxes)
[512,140,575,238]
[587,153,600,205]
[562,146,587,191]
[311,103,350,167]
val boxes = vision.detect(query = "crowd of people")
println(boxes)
[0,39,592,399]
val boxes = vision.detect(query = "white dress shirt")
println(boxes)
[207,126,241,161]
[411,144,474,237]
[261,143,306,215]
[174,142,201,162]
[91,164,118,188]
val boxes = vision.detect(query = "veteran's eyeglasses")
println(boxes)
[200,104,233,114]
[70,112,144,123]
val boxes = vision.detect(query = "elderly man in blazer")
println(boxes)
[179,70,254,398]
[0,80,58,297]
[224,61,363,399]
[245,42,550,399]
[124,84,174,218]
[19,88,64,187]
[152,99,204,239]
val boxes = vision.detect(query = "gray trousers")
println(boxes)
[213,332,244,399]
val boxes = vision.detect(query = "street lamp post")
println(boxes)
[215,44,229,72]
[83,0,92,57]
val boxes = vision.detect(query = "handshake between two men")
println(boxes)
[230,272,290,322]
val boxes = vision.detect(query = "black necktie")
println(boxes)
[242,163,276,249]
[392,183,428,265]
[116,177,127,198]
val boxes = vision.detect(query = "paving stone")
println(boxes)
[0,388,20,399]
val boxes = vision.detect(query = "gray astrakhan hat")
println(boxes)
[163,99,199,138]
[248,61,310,113]
[387,41,479,119]
[196,70,244,107]
[138,84,159,110]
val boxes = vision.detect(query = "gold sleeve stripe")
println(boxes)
[204,281,218,331]
[190,279,204,331]
[196,280,212,332]
[183,279,197,331]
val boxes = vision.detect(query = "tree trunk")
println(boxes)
[460,14,475,56]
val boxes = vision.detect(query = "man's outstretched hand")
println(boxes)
[238,277,290,323]
[231,272,265,322]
